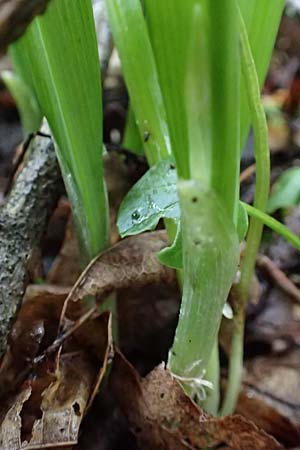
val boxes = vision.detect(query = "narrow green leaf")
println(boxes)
[117,157,178,237]
[207,0,240,224]
[267,167,300,213]
[239,0,285,149]
[122,104,144,155]
[243,202,300,249]
[1,70,42,135]
[10,0,108,262]
[144,0,195,178]
[185,4,211,185]
[105,0,171,166]
[237,201,249,241]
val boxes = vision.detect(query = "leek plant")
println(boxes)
[5,0,291,416]
[6,0,109,264]
[108,0,286,414]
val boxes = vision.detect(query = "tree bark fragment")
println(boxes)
[0,133,62,356]
[0,0,50,54]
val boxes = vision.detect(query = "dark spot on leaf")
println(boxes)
[192,197,198,203]
[194,239,201,246]
[143,131,150,142]
[169,164,176,170]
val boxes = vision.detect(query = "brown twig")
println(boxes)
[240,163,256,184]
[0,126,62,356]
[257,254,300,304]
[0,0,51,54]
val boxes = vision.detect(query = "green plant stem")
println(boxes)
[202,340,220,415]
[219,302,244,416]
[242,202,300,249]
[220,7,270,415]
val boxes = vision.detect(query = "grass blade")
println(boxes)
[105,0,171,166]
[239,0,285,149]
[10,0,108,262]
[144,0,195,178]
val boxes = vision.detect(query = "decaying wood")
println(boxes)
[0,132,62,356]
[0,0,51,54]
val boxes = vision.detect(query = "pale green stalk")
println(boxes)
[168,1,240,404]
[221,7,270,415]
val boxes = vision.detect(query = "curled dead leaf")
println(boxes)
[60,231,174,327]
[0,284,112,449]
[111,350,285,450]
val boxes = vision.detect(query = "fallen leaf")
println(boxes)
[237,385,300,447]
[242,349,300,427]
[0,288,112,450]
[47,216,81,286]
[111,350,284,450]
[60,231,174,326]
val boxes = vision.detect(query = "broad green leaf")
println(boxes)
[184,1,240,225]
[105,0,171,166]
[10,0,108,262]
[117,157,179,237]
[239,0,285,150]
[185,4,211,185]
[168,181,239,385]
[1,70,42,135]
[206,0,240,225]
[267,167,300,213]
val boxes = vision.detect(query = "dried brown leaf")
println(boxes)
[0,300,112,449]
[0,290,67,398]
[111,350,285,450]
[60,231,174,326]
[237,387,300,447]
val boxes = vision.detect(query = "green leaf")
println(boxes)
[168,181,239,384]
[10,0,108,262]
[267,167,300,213]
[122,104,144,155]
[239,0,285,150]
[237,201,249,241]
[117,157,179,237]
[144,0,195,178]
[105,0,171,166]
[242,202,300,249]
[1,70,42,135]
